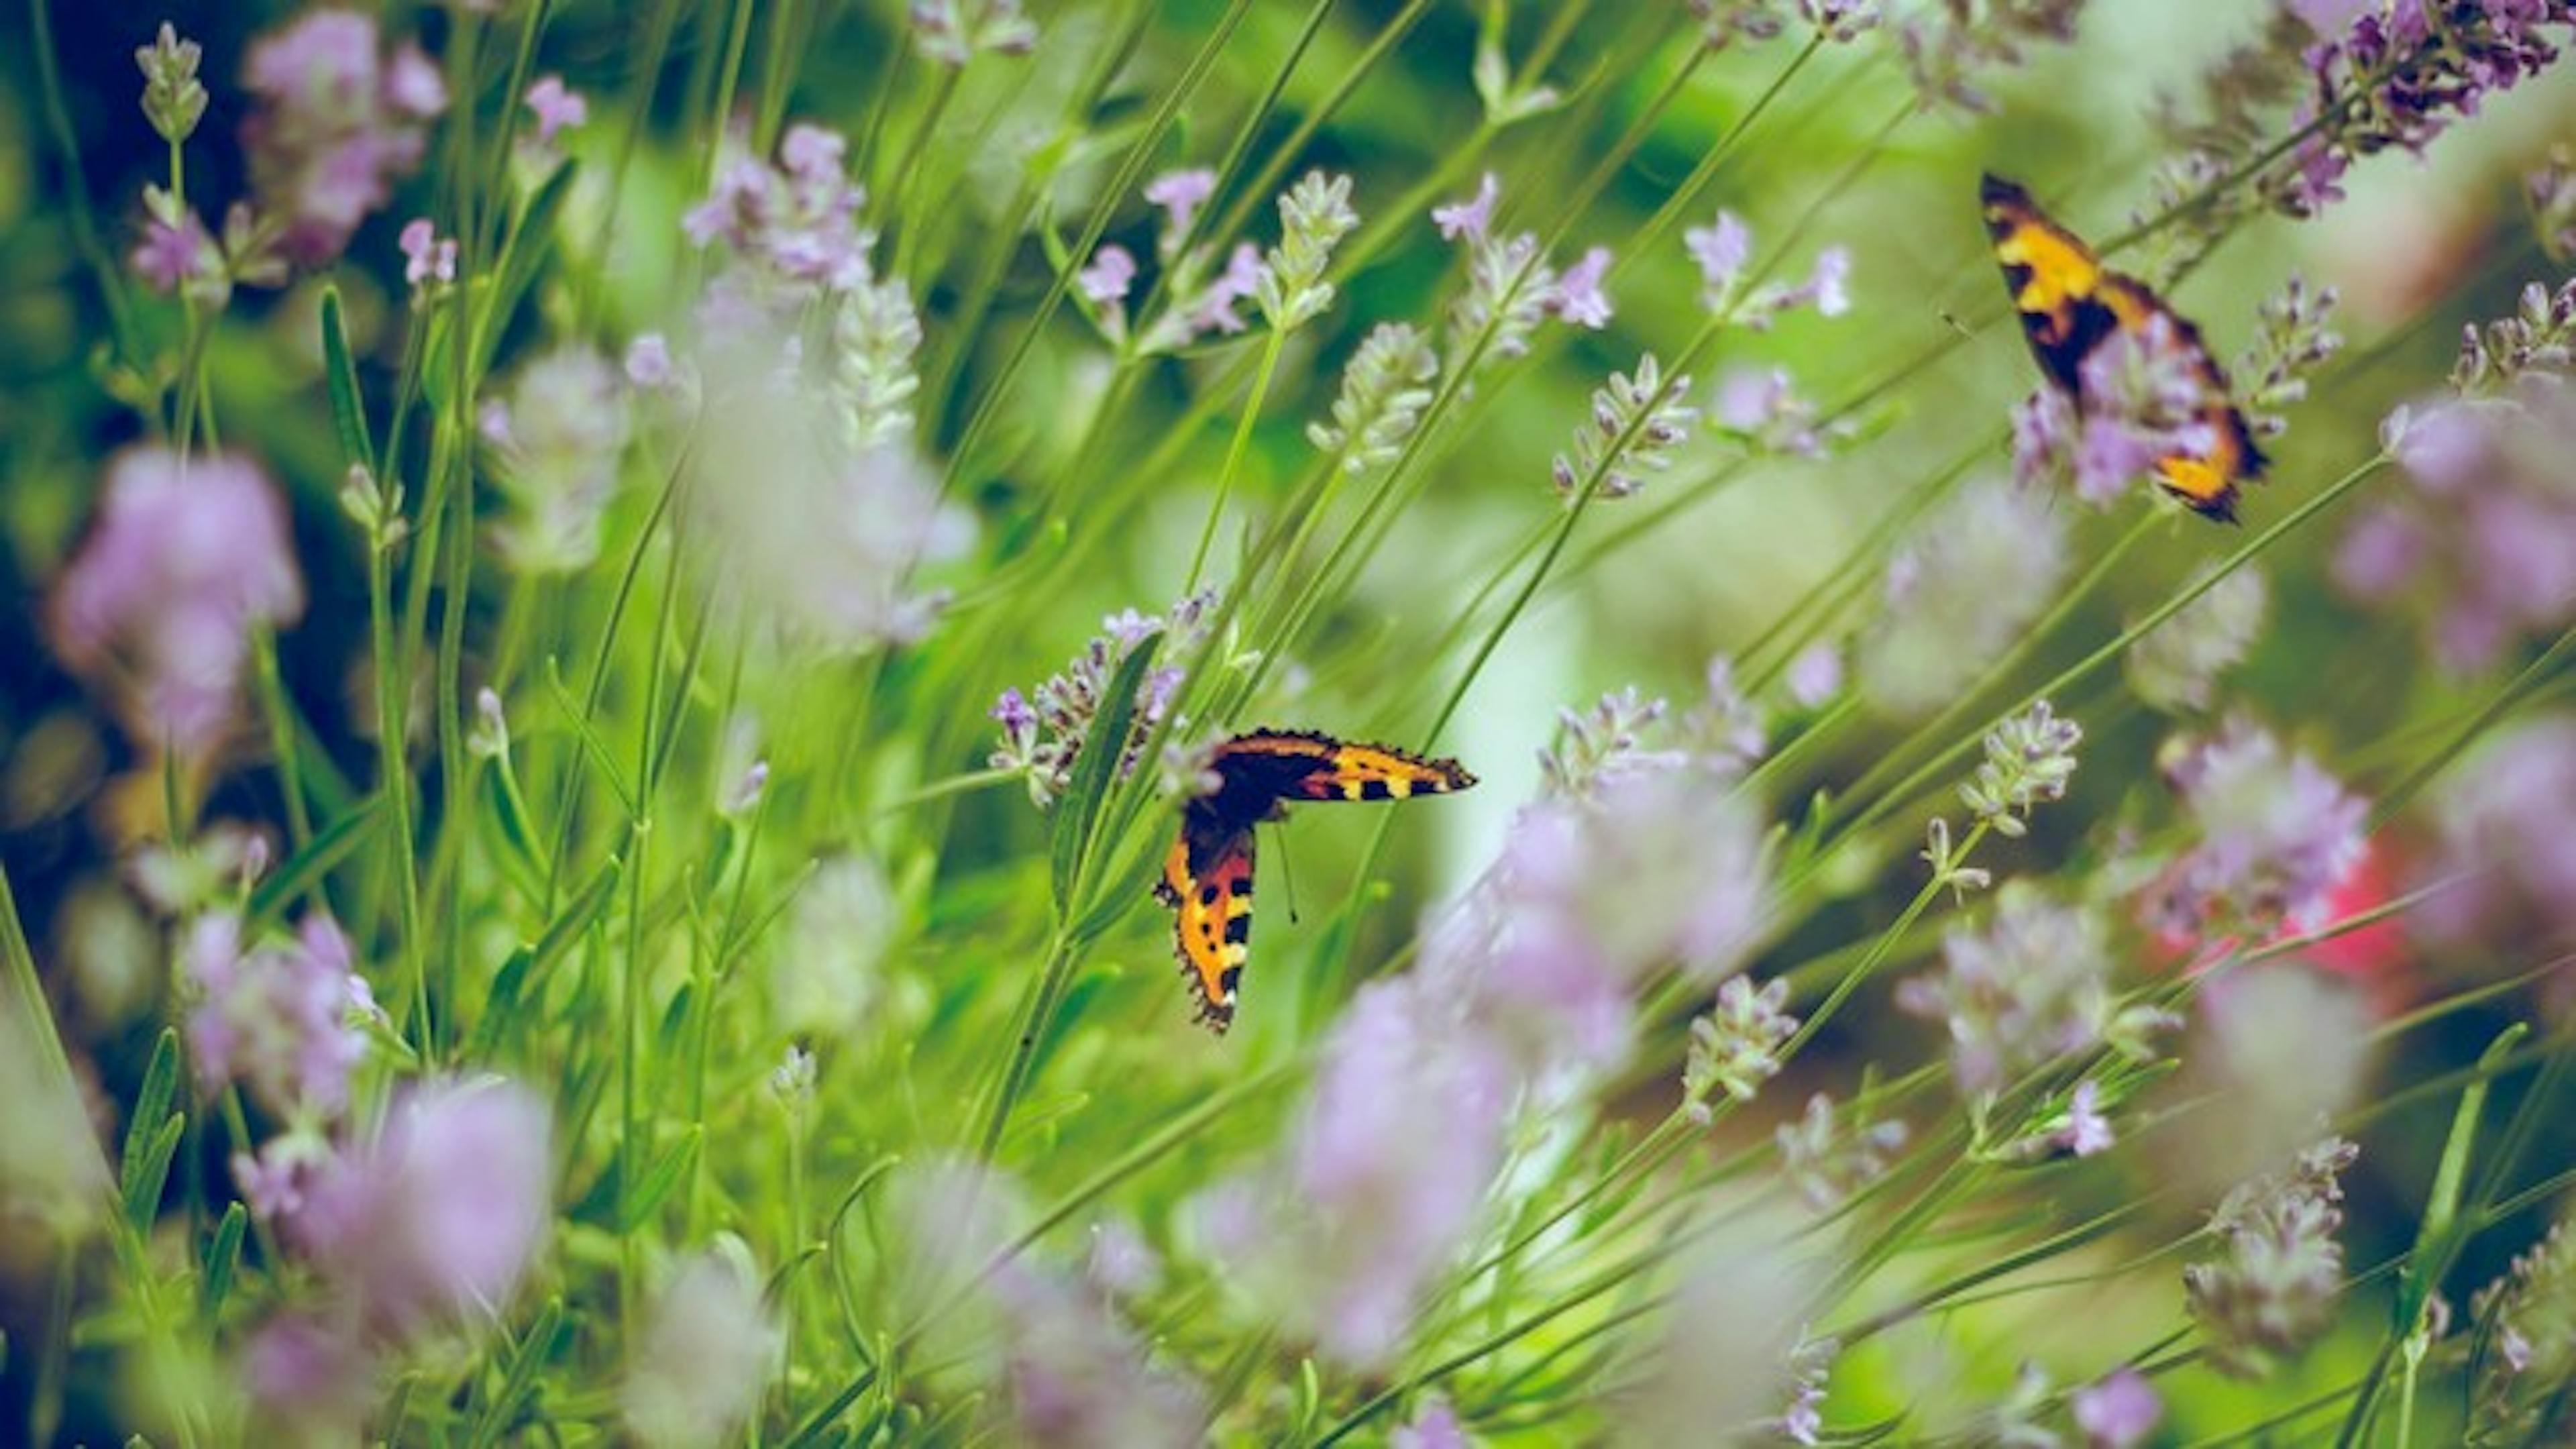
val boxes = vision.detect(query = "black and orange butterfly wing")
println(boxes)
[1211,729,1477,804]
[1155,818,1254,1031]
[1980,173,2266,523]
[1154,731,1475,1033]
[2093,274,2269,522]
[1980,172,2120,392]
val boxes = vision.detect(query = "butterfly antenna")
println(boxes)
[1273,824,1303,926]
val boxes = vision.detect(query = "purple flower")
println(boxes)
[1143,166,1216,254]
[2143,720,2367,940]
[1432,172,1499,241]
[887,1159,1204,1446]
[2277,4,2575,219]
[2412,714,2576,955]
[2073,1366,2163,1448]
[185,912,368,1119]
[1682,973,1800,1117]
[991,1265,1208,1448]
[1391,1398,1470,1449]
[2015,1077,2116,1159]
[1899,885,2155,1099]
[624,333,674,388]
[397,216,455,288]
[909,0,1038,65]
[685,123,875,291]
[1548,245,1614,327]
[484,346,631,573]
[1287,977,1512,1368]
[239,9,446,266]
[1799,244,1851,316]
[1777,1092,1907,1210]
[1786,642,1843,706]
[1189,241,1263,337]
[244,1312,379,1445]
[48,448,305,761]
[131,199,226,304]
[2338,385,2576,672]
[1715,366,1832,458]
[1076,244,1136,306]
[2184,1137,2359,1377]
[1684,209,1752,301]
[523,74,587,148]
[279,1076,553,1338]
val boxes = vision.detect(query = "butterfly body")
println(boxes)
[1980,172,2265,522]
[1154,729,1474,1033]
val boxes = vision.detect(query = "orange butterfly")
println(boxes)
[1154,730,1475,1032]
[1980,172,2265,521]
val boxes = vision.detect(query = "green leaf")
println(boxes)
[466,857,623,1061]
[121,1114,184,1232]
[478,165,580,377]
[201,1201,247,1318]
[118,1028,179,1204]
[616,1126,702,1232]
[319,285,374,475]
[467,1295,565,1449]
[246,798,384,930]
[1051,631,1162,914]
[477,767,545,896]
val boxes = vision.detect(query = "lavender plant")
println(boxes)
[7,3,2576,1446]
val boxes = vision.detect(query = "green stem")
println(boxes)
[1184,328,1289,594]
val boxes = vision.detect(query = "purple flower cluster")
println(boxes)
[2469,1216,2576,1440]
[1434,174,1616,373]
[240,9,447,266]
[989,590,1217,809]
[686,123,877,292]
[184,912,370,1120]
[2279,1,2575,216]
[2184,1136,2359,1378]
[1898,884,2157,1101]
[48,449,305,763]
[1190,678,1774,1373]
[888,1159,1204,1445]
[1550,352,1700,502]
[1899,0,2084,112]
[1777,1092,1909,1210]
[1686,207,1850,323]
[2141,720,2367,941]
[480,346,632,573]
[241,1077,553,1340]
[2339,379,2576,672]
[2411,714,2576,957]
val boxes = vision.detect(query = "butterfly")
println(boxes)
[1980,172,2266,522]
[1153,730,1476,1033]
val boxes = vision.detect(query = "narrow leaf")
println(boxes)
[118,1029,180,1201]
[616,1127,702,1231]
[1051,631,1162,913]
[121,1114,184,1232]
[201,1202,246,1318]
[246,798,384,930]
[319,285,374,474]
